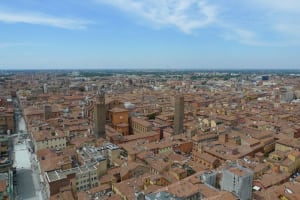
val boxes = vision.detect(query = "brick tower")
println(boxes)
[174,95,184,134]
[94,88,106,138]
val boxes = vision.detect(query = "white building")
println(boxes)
[221,164,253,200]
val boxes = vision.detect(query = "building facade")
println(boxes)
[33,131,67,151]
[131,117,152,134]
[221,164,253,200]
[109,108,129,136]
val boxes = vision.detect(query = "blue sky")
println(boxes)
[0,0,300,69]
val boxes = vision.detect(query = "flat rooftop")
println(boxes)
[46,163,98,182]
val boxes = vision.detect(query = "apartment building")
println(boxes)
[33,130,67,151]
[130,117,152,134]
[45,164,100,197]
[0,104,14,134]
[221,164,253,200]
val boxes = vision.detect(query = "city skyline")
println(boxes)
[1,62,300,199]
[1,0,300,69]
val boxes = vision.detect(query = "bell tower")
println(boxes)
[94,88,106,138]
[174,94,184,134]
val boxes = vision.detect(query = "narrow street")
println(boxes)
[13,100,47,200]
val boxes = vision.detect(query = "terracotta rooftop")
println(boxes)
[228,167,247,176]
[109,107,128,113]
[50,190,74,200]
[131,117,152,127]
[33,129,66,142]
[258,171,290,188]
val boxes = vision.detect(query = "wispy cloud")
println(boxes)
[275,23,300,37]
[93,0,277,46]
[225,27,273,46]
[244,1,300,44]
[95,0,217,34]
[93,0,300,46]
[0,10,92,29]
[222,28,254,44]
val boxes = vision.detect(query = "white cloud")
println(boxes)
[275,23,300,36]
[247,1,300,42]
[95,0,217,34]
[231,28,257,45]
[94,0,274,46]
[0,10,91,29]
[213,0,300,46]
[221,25,265,46]
[233,28,270,46]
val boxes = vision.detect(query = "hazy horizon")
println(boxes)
[1,67,300,71]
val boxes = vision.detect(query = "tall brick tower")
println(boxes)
[44,105,52,120]
[174,94,184,134]
[94,88,106,138]
[274,87,280,109]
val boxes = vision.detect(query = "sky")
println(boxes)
[0,0,300,70]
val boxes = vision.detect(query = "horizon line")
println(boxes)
[1,67,300,71]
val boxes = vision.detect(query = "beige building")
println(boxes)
[0,106,14,134]
[33,130,67,151]
[77,143,120,174]
[130,117,152,134]
[45,164,100,196]
[280,150,300,173]
[75,165,99,191]
[106,144,121,167]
